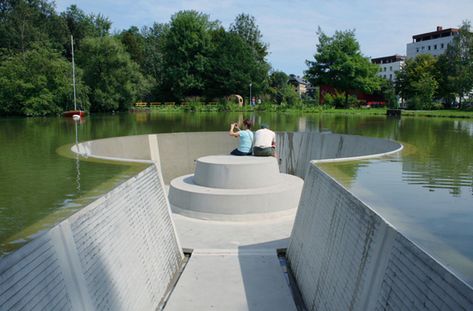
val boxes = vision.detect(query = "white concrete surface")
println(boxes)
[169,155,303,221]
[70,131,403,182]
[172,213,295,250]
[13,130,468,311]
[194,155,281,188]
[164,249,297,311]
[287,164,473,311]
[0,165,184,311]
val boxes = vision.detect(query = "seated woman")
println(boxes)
[229,119,254,156]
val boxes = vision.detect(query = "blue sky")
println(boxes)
[55,0,473,76]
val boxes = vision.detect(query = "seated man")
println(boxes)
[253,124,276,156]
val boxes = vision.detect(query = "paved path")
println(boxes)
[164,213,298,310]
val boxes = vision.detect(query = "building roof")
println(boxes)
[288,74,308,85]
[412,26,459,42]
[372,55,406,64]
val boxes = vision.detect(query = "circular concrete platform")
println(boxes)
[194,155,281,189]
[168,155,304,221]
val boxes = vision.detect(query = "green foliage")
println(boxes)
[61,5,111,51]
[118,26,145,67]
[0,46,89,116]
[161,11,217,101]
[396,54,438,109]
[140,22,169,100]
[229,13,268,62]
[0,0,68,57]
[380,79,398,108]
[77,37,150,111]
[306,28,382,105]
[206,28,267,99]
[323,92,358,108]
[436,21,473,108]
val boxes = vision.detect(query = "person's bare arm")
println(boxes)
[229,123,240,137]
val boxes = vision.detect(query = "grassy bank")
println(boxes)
[134,103,473,119]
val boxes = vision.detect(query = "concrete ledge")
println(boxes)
[194,155,281,189]
[169,173,303,221]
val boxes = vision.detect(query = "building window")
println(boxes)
[416,48,419,53]
[390,66,392,71]
[384,67,387,72]
[441,43,444,49]
[428,46,431,50]
[434,44,437,49]
[389,74,392,80]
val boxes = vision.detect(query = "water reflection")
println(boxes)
[74,119,81,192]
[0,112,472,283]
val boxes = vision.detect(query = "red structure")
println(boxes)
[319,85,385,106]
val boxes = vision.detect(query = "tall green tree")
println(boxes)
[396,54,438,109]
[141,22,169,100]
[229,13,268,62]
[117,26,145,67]
[77,37,149,111]
[205,28,266,99]
[436,21,473,108]
[61,5,111,41]
[305,28,382,106]
[0,0,68,57]
[0,46,89,116]
[161,10,218,101]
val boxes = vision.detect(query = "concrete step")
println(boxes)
[194,155,281,189]
[169,173,303,221]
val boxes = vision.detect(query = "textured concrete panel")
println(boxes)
[287,164,473,311]
[277,132,402,179]
[0,165,183,311]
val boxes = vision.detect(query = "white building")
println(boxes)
[406,26,459,59]
[371,55,405,82]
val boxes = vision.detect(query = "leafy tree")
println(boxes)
[161,10,218,101]
[229,13,268,62]
[0,45,89,116]
[396,54,438,109]
[141,22,169,100]
[269,71,289,90]
[77,37,150,111]
[60,5,111,54]
[379,79,398,108]
[205,28,269,100]
[305,28,382,106]
[436,21,473,108]
[267,71,288,104]
[0,0,68,57]
[118,26,145,67]
[229,13,270,95]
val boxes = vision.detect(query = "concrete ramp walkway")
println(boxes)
[164,155,301,310]
[164,249,297,311]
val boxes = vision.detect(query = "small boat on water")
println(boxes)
[63,35,86,119]
[63,110,86,118]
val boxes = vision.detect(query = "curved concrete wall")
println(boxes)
[0,165,183,311]
[287,164,473,311]
[71,131,402,183]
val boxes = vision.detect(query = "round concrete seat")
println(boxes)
[169,173,303,221]
[194,155,281,189]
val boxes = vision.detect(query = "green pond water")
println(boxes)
[0,111,472,285]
